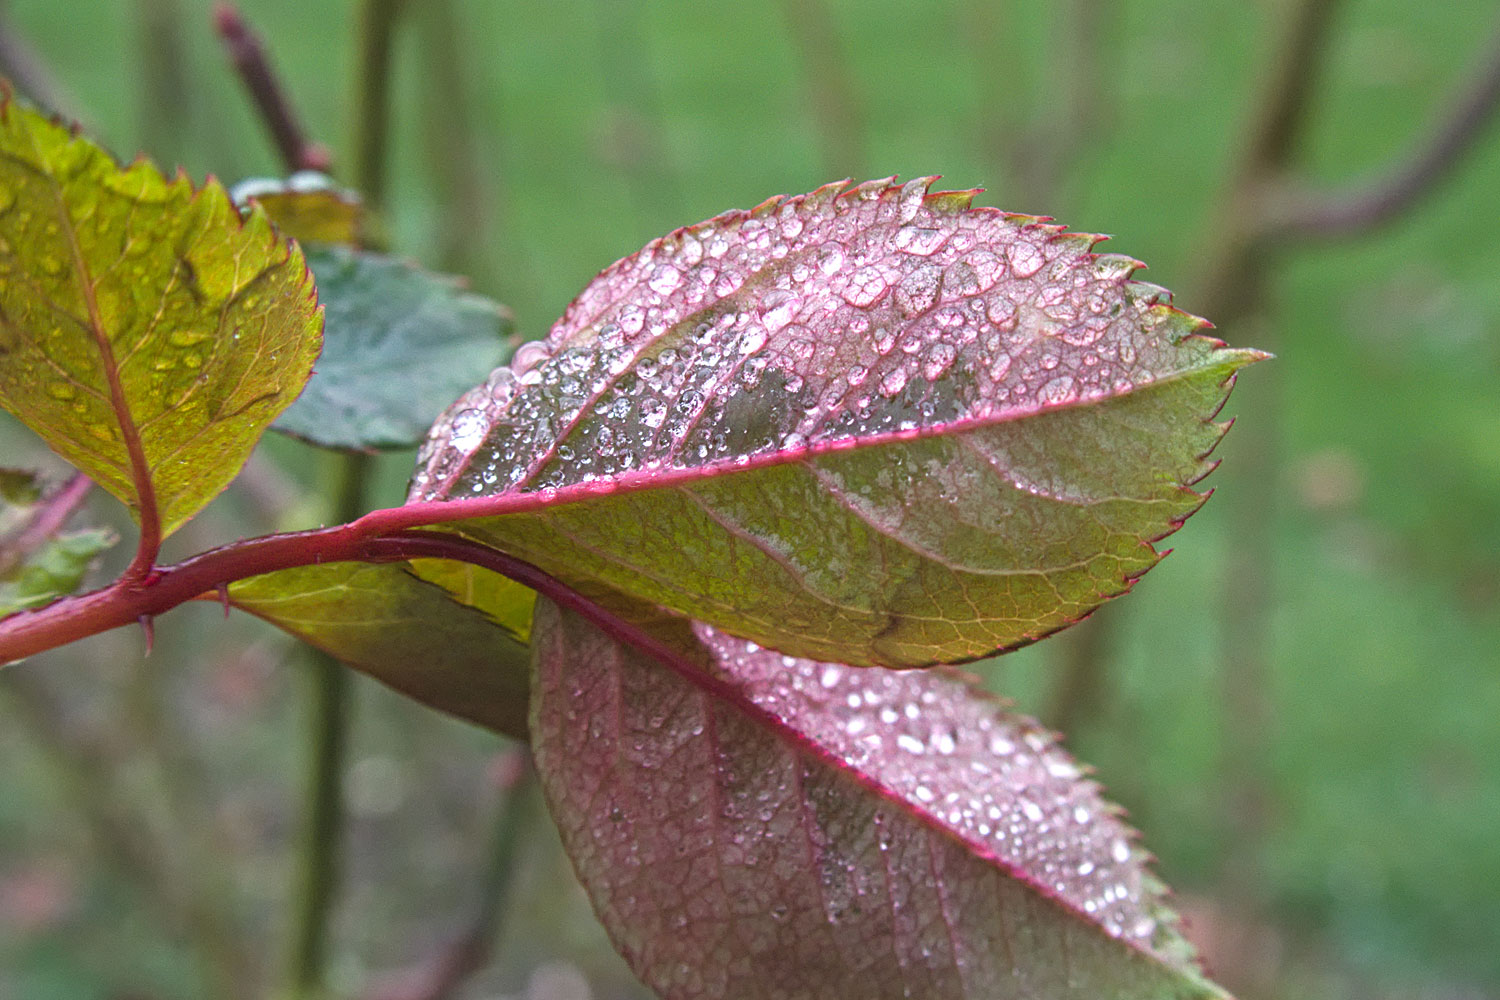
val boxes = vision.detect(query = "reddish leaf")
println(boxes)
[413,178,1261,667]
[531,598,1229,999]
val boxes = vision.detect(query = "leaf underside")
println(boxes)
[412,177,1260,668]
[531,599,1228,1000]
[274,245,516,451]
[230,561,531,738]
[0,98,321,536]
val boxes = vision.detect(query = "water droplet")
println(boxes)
[760,290,795,332]
[447,408,488,452]
[808,244,843,281]
[1038,375,1076,405]
[841,267,887,307]
[640,397,667,429]
[1006,241,1044,278]
[894,225,946,256]
[878,367,909,398]
[921,342,957,381]
[648,263,683,295]
[895,265,942,317]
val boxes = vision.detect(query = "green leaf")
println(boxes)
[229,561,531,738]
[273,246,516,451]
[407,556,536,641]
[1,469,115,618]
[0,98,321,538]
[411,178,1264,668]
[0,528,115,617]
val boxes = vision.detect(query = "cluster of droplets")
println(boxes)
[699,625,1176,955]
[413,177,1196,503]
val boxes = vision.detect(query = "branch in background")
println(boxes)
[1197,0,1345,320]
[287,0,413,988]
[1,666,258,1000]
[362,750,535,1000]
[1191,0,1346,945]
[136,0,192,168]
[352,0,408,213]
[416,0,496,285]
[1267,16,1500,240]
[213,3,331,172]
[777,0,864,179]
[1239,0,1345,178]
[590,0,680,224]
[0,473,93,578]
[1008,0,1122,733]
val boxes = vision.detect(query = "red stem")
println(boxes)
[0,487,556,661]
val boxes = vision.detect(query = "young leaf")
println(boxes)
[273,246,517,451]
[0,98,321,538]
[531,598,1229,999]
[231,171,368,248]
[1,470,114,618]
[0,527,115,618]
[230,561,531,738]
[412,178,1262,667]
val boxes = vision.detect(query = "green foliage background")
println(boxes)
[1,1,1498,998]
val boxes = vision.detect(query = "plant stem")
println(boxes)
[352,0,407,215]
[0,472,93,577]
[777,0,864,179]
[1194,0,1343,919]
[0,439,961,663]
[285,2,407,987]
[136,0,192,168]
[415,0,491,283]
[363,750,536,1000]
[286,452,371,1000]
[214,3,332,172]
[1266,15,1500,241]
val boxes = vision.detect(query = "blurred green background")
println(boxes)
[2,0,1499,998]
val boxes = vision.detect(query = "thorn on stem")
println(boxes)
[217,582,231,618]
[137,614,155,656]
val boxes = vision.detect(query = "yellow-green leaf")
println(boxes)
[0,98,321,538]
[230,561,531,739]
[231,172,368,248]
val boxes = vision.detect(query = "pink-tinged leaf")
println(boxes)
[531,598,1229,999]
[413,178,1263,668]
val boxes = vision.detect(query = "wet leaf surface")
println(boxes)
[531,598,1228,999]
[414,179,1260,667]
[0,98,321,536]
